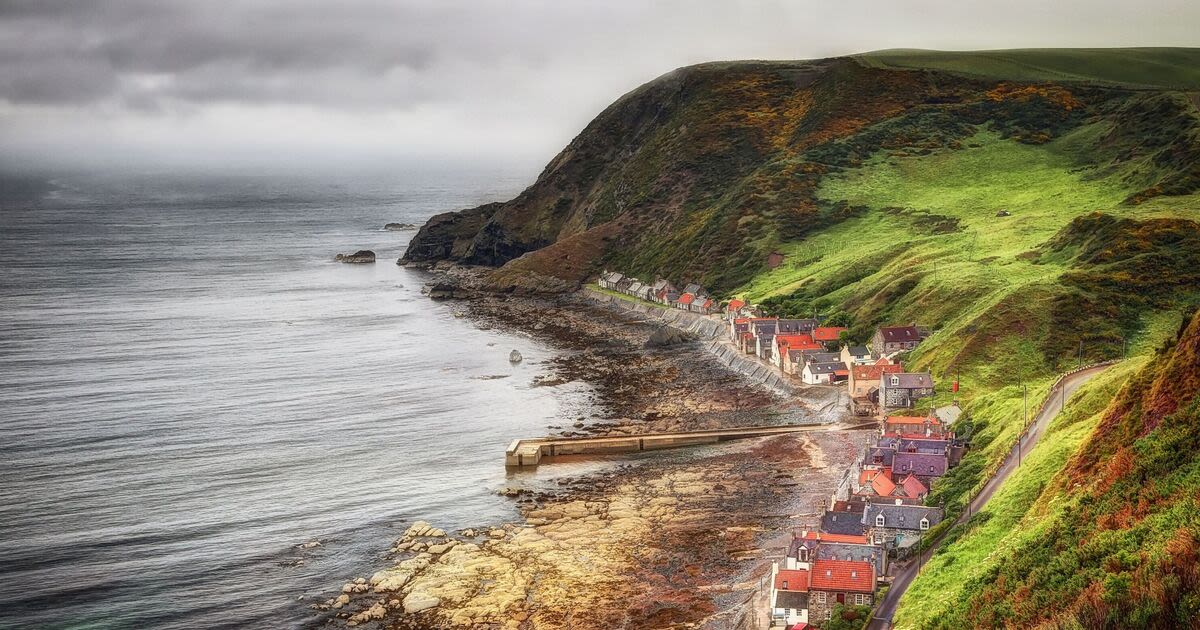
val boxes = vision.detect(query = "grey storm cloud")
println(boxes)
[1,0,1198,170]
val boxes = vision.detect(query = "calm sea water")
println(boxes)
[0,168,593,629]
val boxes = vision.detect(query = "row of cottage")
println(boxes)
[768,409,961,628]
[598,271,720,315]
[728,313,935,413]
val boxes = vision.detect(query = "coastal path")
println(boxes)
[867,363,1113,630]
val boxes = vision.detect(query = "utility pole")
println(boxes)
[1078,339,1084,370]
[1023,384,1028,429]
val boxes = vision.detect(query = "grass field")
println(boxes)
[856,47,1200,89]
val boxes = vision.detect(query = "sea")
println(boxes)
[0,166,596,629]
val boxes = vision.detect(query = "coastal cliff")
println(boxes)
[401,49,1200,295]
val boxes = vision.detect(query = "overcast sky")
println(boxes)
[2,0,1198,173]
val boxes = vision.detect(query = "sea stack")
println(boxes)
[334,250,376,264]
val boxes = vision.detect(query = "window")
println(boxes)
[855,594,865,605]
[929,465,935,473]
[826,609,833,620]
[782,580,788,590]
[891,376,900,386]
[798,547,808,562]
[875,514,885,527]
[817,592,826,604]
[920,518,930,530]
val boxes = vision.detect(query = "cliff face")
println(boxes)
[401,51,1200,295]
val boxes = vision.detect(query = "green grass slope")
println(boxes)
[857,47,1200,89]
[900,310,1200,629]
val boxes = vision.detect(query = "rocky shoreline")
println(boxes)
[313,267,870,629]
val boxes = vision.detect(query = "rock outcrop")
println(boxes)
[383,222,418,231]
[335,250,376,264]
[399,202,501,268]
[644,326,693,349]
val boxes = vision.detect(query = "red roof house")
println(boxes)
[774,569,811,592]
[727,298,746,312]
[812,326,848,345]
[811,559,876,594]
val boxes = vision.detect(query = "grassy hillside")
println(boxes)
[898,310,1200,628]
[404,48,1200,296]
[857,48,1200,89]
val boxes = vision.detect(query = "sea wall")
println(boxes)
[580,288,795,396]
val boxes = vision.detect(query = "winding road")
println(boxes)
[866,363,1112,630]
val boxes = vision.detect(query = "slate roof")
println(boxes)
[865,446,896,467]
[846,345,871,357]
[807,361,846,375]
[878,325,921,343]
[810,559,875,593]
[604,272,624,284]
[894,452,948,477]
[878,437,949,454]
[820,510,865,536]
[774,569,810,592]
[814,543,886,574]
[682,283,703,296]
[884,372,934,389]
[864,503,944,530]
[775,591,808,611]
[802,351,841,364]
[777,318,819,333]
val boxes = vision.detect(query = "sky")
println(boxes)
[2,0,1199,173]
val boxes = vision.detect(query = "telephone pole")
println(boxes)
[1023,384,1028,428]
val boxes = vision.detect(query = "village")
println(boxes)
[598,271,962,630]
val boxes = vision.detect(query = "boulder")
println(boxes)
[335,250,377,264]
[424,282,467,300]
[644,326,693,349]
[402,592,441,614]
[509,350,523,364]
[332,594,350,609]
[348,602,388,624]
[383,222,418,231]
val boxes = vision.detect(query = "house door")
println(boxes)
[837,593,845,604]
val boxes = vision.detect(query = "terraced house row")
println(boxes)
[598,270,717,314]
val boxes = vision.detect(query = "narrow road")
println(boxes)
[867,363,1111,630]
